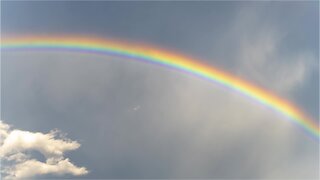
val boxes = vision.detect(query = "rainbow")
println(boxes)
[1,35,319,140]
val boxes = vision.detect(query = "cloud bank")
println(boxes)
[0,120,88,179]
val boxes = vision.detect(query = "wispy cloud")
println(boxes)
[222,4,317,96]
[0,120,88,179]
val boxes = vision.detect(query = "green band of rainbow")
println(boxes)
[1,36,319,140]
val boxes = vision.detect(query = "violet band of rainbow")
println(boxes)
[1,36,319,140]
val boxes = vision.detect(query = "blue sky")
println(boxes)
[1,1,319,179]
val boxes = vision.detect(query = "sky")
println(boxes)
[0,1,319,179]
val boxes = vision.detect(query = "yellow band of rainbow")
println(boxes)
[1,35,319,140]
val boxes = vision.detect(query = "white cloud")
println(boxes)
[0,129,80,158]
[0,120,88,179]
[2,158,87,179]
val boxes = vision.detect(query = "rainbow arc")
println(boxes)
[1,35,319,140]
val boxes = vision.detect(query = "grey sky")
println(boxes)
[1,1,319,179]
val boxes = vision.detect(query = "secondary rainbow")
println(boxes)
[1,35,319,140]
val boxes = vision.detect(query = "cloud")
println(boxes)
[0,129,80,158]
[0,120,88,179]
[2,158,87,179]
[222,5,317,96]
